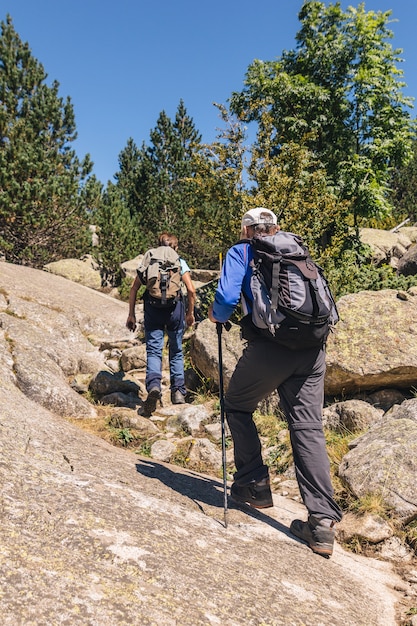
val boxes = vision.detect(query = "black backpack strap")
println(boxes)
[159,269,168,305]
[270,260,281,310]
[235,240,252,308]
[308,279,320,318]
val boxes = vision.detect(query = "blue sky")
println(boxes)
[2,1,417,185]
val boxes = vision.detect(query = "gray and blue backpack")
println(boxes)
[244,231,339,349]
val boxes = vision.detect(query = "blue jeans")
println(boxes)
[144,298,186,394]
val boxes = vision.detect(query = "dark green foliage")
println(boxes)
[389,138,417,224]
[118,276,134,301]
[0,16,92,267]
[326,249,417,299]
[255,142,349,248]
[231,1,415,227]
[193,280,218,323]
[93,183,142,285]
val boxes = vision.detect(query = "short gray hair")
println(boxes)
[252,223,277,235]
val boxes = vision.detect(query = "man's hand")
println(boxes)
[126,315,137,331]
[209,304,231,330]
[186,311,195,328]
[208,304,217,323]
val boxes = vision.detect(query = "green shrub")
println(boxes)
[118,276,146,302]
[325,249,417,299]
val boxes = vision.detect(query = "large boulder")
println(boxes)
[44,256,102,290]
[325,289,417,395]
[398,225,417,243]
[339,417,417,522]
[385,397,417,422]
[0,261,132,418]
[0,375,406,625]
[0,297,101,418]
[322,399,383,431]
[359,227,413,266]
[397,243,417,276]
[121,254,143,279]
[0,261,129,339]
[190,318,242,389]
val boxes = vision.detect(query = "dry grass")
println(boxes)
[67,406,122,445]
[350,491,393,518]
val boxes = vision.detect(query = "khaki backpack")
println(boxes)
[137,246,182,307]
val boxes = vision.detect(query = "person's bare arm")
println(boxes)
[126,275,142,331]
[182,271,196,327]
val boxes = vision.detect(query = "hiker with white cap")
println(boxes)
[208,207,342,557]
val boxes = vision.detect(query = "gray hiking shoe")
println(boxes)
[290,515,336,557]
[171,389,186,405]
[230,477,273,509]
[142,388,161,417]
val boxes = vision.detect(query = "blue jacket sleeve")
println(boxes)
[212,243,252,323]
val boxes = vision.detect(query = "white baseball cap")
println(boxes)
[241,207,277,228]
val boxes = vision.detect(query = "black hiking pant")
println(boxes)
[224,338,342,522]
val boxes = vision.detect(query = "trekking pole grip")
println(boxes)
[216,321,231,336]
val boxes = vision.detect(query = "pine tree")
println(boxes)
[122,101,202,252]
[114,137,141,218]
[0,16,92,267]
[113,101,246,268]
[94,183,141,285]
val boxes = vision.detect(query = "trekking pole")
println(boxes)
[216,321,231,528]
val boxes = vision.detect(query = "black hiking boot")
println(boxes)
[230,477,273,509]
[142,388,161,417]
[290,516,336,557]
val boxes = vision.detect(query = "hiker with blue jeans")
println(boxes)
[127,232,196,416]
[208,208,342,556]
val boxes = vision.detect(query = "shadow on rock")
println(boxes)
[135,458,292,538]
